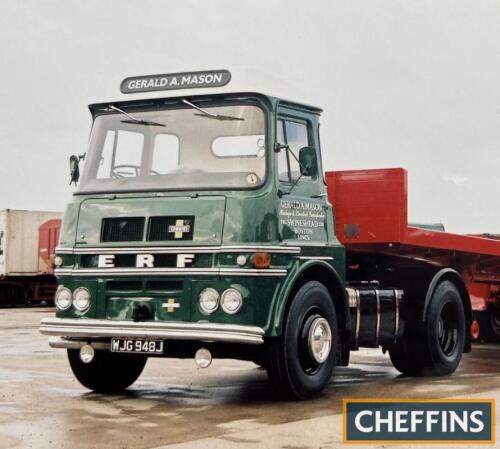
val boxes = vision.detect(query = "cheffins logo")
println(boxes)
[343,399,495,444]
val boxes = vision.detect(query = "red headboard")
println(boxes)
[325,168,408,244]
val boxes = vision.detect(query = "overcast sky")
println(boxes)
[1,0,499,234]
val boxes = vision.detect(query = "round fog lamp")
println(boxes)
[54,255,63,268]
[73,287,91,312]
[79,344,95,364]
[55,286,72,311]
[221,288,243,314]
[199,288,219,314]
[195,348,212,369]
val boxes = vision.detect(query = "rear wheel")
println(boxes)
[475,308,500,343]
[266,281,338,400]
[389,280,465,376]
[67,349,147,393]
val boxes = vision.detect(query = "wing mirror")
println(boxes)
[69,154,85,186]
[298,146,318,177]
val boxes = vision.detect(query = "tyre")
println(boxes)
[389,280,465,376]
[67,349,147,393]
[475,309,500,343]
[266,281,338,400]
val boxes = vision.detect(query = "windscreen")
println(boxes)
[78,103,266,193]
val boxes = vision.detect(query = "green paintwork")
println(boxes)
[56,92,347,339]
[76,195,226,246]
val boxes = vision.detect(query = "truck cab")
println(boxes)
[41,82,474,399]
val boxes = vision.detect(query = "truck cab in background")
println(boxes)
[41,73,499,399]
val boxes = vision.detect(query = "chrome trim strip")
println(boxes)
[55,248,74,254]
[219,268,287,276]
[40,317,264,345]
[48,337,110,350]
[56,245,301,255]
[375,289,381,346]
[54,267,287,277]
[355,289,361,346]
[394,289,402,341]
[298,256,334,261]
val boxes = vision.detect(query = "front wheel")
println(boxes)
[266,281,338,400]
[67,349,147,393]
[389,280,465,376]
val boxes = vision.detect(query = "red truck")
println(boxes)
[0,210,62,306]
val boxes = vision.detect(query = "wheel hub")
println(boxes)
[437,302,458,357]
[308,317,332,364]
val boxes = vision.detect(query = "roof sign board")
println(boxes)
[120,69,231,94]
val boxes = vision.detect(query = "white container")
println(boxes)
[0,210,63,276]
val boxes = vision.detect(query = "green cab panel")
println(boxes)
[75,195,226,246]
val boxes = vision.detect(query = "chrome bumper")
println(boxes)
[40,317,265,345]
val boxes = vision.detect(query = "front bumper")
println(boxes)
[40,317,265,345]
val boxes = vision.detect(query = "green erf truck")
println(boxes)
[40,70,500,399]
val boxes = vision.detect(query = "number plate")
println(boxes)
[111,338,164,354]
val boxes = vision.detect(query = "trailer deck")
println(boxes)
[326,168,500,319]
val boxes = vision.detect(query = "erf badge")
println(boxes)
[168,219,191,239]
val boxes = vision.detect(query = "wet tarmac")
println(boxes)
[1,307,500,449]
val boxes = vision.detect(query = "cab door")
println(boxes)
[275,109,329,245]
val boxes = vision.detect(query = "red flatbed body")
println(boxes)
[325,168,500,312]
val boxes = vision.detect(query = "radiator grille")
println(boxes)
[101,217,145,242]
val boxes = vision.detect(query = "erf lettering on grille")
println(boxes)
[343,400,494,443]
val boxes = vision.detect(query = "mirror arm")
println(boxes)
[274,142,288,153]
[278,173,303,198]
[275,142,308,174]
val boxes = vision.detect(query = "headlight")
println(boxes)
[220,288,243,314]
[73,287,91,312]
[54,255,63,267]
[55,286,72,310]
[199,288,219,314]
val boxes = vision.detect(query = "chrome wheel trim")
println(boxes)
[308,317,332,364]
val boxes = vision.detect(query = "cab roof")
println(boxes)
[88,91,323,117]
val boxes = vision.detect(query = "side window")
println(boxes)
[152,134,180,174]
[277,119,310,183]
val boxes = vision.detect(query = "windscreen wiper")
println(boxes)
[181,99,244,121]
[108,105,166,127]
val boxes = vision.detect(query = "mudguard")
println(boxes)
[269,259,350,337]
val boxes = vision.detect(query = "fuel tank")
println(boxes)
[347,284,404,348]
